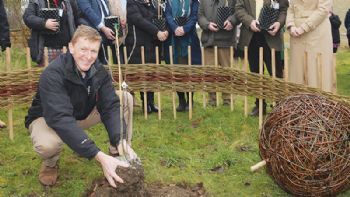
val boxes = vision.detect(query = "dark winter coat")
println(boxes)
[329,13,341,44]
[198,0,239,47]
[23,0,81,63]
[0,0,11,50]
[345,9,350,37]
[25,53,125,159]
[163,0,201,65]
[235,0,289,51]
[125,0,160,64]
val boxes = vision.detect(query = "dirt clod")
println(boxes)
[84,161,206,197]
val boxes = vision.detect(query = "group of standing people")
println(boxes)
[0,0,343,188]
[21,0,343,116]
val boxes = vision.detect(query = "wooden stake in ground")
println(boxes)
[44,47,49,67]
[114,31,129,154]
[141,46,147,119]
[214,46,219,107]
[244,46,248,117]
[169,46,177,119]
[250,160,267,172]
[271,48,276,107]
[201,47,206,109]
[284,48,289,82]
[259,47,263,130]
[155,46,162,120]
[332,53,337,94]
[6,47,13,140]
[230,46,234,111]
[188,46,192,120]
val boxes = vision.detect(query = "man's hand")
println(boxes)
[223,20,233,31]
[268,22,280,36]
[117,139,138,161]
[45,19,59,31]
[157,31,168,41]
[250,20,261,32]
[101,26,116,40]
[208,22,219,32]
[175,26,185,36]
[95,151,129,188]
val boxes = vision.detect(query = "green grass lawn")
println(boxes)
[0,46,350,197]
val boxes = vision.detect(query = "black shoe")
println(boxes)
[142,103,152,113]
[176,103,187,112]
[149,104,159,113]
[249,105,266,117]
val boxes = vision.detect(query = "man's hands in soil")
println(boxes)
[118,139,138,161]
[95,151,130,188]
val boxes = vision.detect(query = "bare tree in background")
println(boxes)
[4,0,30,47]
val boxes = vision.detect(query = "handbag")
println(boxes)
[174,16,188,26]
[39,8,60,35]
[217,6,233,29]
[152,17,167,31]
[257,1,279,31]
[104,16,123,37]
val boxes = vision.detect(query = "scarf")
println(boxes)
[169,0,191,17]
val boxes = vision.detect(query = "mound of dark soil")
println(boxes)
[83,162,206,197]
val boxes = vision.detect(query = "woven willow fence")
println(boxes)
[1,63,349,108]
[0,46,344,141]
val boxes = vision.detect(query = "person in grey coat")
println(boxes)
[198,0,239,106]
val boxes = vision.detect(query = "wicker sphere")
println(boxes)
[260,94,350,197]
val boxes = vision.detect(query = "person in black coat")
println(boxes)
[0,0,11,51]
[125,0,169,113]
[23,0,82,65]
[25,25,136,187]
[329,11,341,53]
[345,9,350,47]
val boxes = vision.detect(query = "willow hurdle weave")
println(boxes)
[0,64,349,109]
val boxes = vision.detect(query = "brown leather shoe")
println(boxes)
[39,163,58,186]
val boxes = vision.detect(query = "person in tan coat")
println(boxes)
[286,0,333,92]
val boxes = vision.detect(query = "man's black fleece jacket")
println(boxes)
[25,53,126,159]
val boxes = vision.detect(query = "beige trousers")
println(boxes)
[204,47,235,105]
[28,91,133,167]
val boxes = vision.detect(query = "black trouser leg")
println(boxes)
[140,92,155,104]
[248,33,283,108]
[176,92,187,112]
[178,92,186,105]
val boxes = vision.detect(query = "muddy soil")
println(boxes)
[83,162,206,197]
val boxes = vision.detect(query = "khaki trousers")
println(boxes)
[203,47,235,105]
[28,91,133,167]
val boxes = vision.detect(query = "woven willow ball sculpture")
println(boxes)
[259,94,350,197]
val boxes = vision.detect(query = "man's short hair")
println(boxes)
[71,25,102,44]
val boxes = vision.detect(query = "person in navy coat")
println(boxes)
[163,0,201,111]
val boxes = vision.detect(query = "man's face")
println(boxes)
[69,37,100,73]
